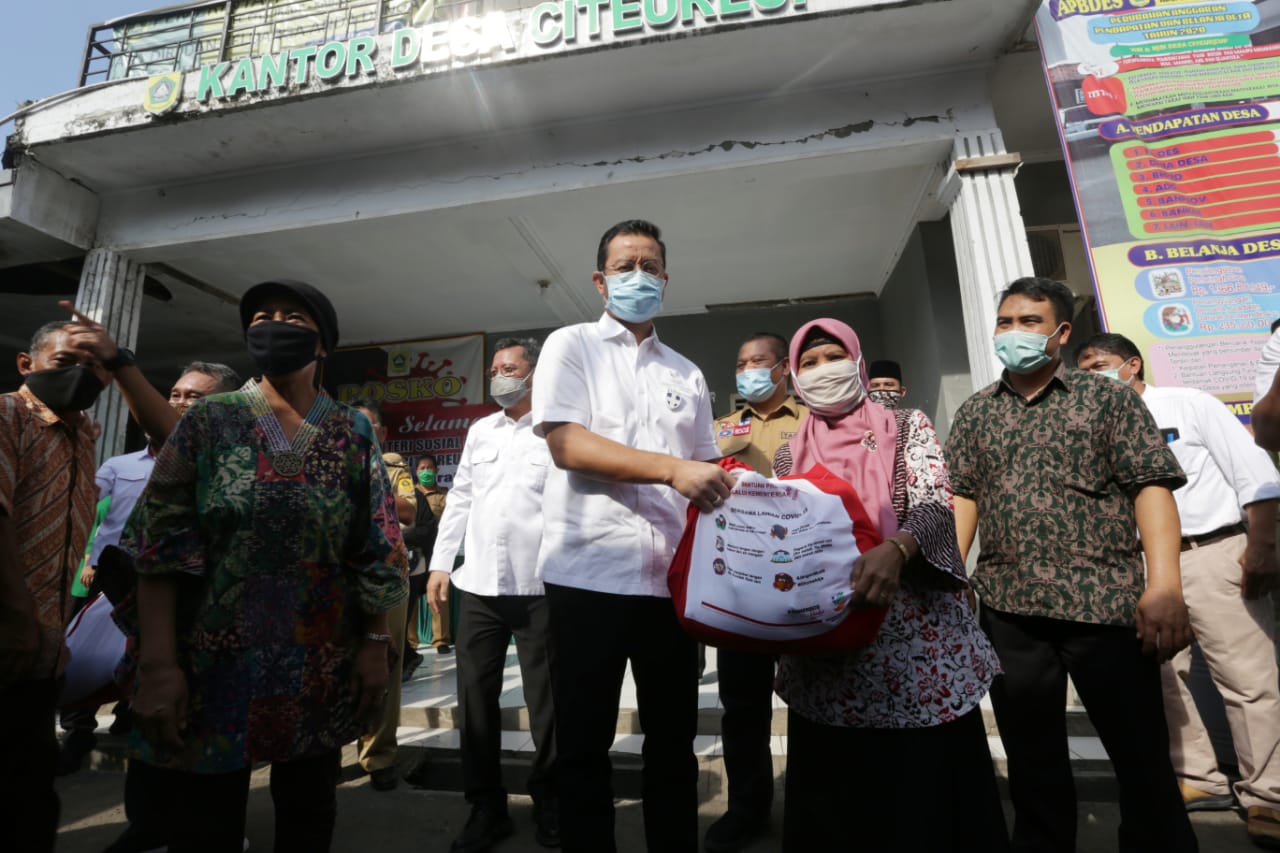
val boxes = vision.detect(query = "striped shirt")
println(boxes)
[0,386,97,682]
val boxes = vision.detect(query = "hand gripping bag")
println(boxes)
[668,458,887,654]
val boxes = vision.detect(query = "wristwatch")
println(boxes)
[102,347,136,372]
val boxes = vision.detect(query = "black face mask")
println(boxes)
[24,366,105,414]
[245,321,320,376]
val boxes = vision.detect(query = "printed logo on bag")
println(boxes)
[715,535,725,552]
[714,515,727,530]
[831,591,849,613]
[770,524,788,540]
[771,550,793,564]
[773,572,795,592]
[713,558,728,575]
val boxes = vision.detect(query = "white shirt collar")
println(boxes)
[595,311,660,346]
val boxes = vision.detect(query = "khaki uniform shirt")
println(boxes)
[383,452,418,509]
[714,396,808,476]
[420,485,448,520]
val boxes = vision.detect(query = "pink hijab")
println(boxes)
[787,319,899,536]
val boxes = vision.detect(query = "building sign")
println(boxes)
[1036,0,1280,421]
[171,0,810,106]
[324,333,496,487]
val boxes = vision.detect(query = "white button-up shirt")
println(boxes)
[532,313,719,597]
[427,409,551,596]
[1142,384,1280,536]
[1255,329,1280,405]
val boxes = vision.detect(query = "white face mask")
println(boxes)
[794,358,866,417]
[490,372,530,408]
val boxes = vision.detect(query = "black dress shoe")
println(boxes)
[704,809,768,853]
[401,649,425,683]
[533,797,561,848]
[56,729,97,776]
[436,644,453,655]
[370,766,399,791]
[404,755,432,788]
[450,804,514,853]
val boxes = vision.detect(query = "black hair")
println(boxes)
[742,332,788,362]
[29,320,76,354]
[355,398,385,422]
[596,219,667,272]
[493,337,542,368]
[417,454,439,468]
[1271,317,1280,334]
[179,361,241,393]
[997,277,1076,327]
[1075,332,1145,380]
[799,328,842,354]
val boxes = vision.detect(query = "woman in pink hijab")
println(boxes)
[772,319,1008,852]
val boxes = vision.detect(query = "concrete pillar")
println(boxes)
[76,248,145,464]
[945,130,1036,391]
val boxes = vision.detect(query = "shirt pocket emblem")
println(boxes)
[666,388,685,411]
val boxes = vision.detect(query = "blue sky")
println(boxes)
[2,2,147,129]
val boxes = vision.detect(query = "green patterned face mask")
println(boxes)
[418,469,436,487]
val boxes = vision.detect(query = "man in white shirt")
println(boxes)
[426,338,558,853]
[1077,333,1280,849]
[1251,322,1280,450]
[531,219,735,853]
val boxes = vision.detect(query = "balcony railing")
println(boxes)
[79,0,500,86]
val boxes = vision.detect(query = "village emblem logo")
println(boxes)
[144,72,184,116]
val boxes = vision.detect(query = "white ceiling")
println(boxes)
[146,151,937,346]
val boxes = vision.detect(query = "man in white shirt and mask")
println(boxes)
[532,219,735,853]
[1077,332,1280,849]
[427,337,558,853]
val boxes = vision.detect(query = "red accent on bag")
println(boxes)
[667,458,888,654]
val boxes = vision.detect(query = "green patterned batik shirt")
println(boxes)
[944,362,1185,627]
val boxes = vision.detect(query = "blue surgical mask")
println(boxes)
[993,324,1063,374]
[604,269,665,324]
[736,363,780,403]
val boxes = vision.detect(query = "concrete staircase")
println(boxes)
[77,646,1118,801]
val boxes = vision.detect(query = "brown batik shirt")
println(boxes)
[944,362,1185,627]
[0,386,97,682]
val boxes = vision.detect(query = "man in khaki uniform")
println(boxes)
[357,401,417,791]
[705,332,807,853]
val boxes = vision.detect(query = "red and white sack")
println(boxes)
[668,460,887,654]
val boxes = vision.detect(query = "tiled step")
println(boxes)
[77,646,1116,800]
[403,701,1099,738]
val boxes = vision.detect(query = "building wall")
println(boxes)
[873,222,972,439]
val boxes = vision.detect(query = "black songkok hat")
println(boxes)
[239,280,340,355]
[867,360,902,381]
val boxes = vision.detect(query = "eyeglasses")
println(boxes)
[606,259,665,276]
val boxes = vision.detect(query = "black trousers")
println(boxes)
[545,583,698,853]
[981,607,1198,853]
[0,677,60,853]
[456,589,557,810]
[715,648,775,815]
[112,749,341,853]
[783,705,1008,852]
